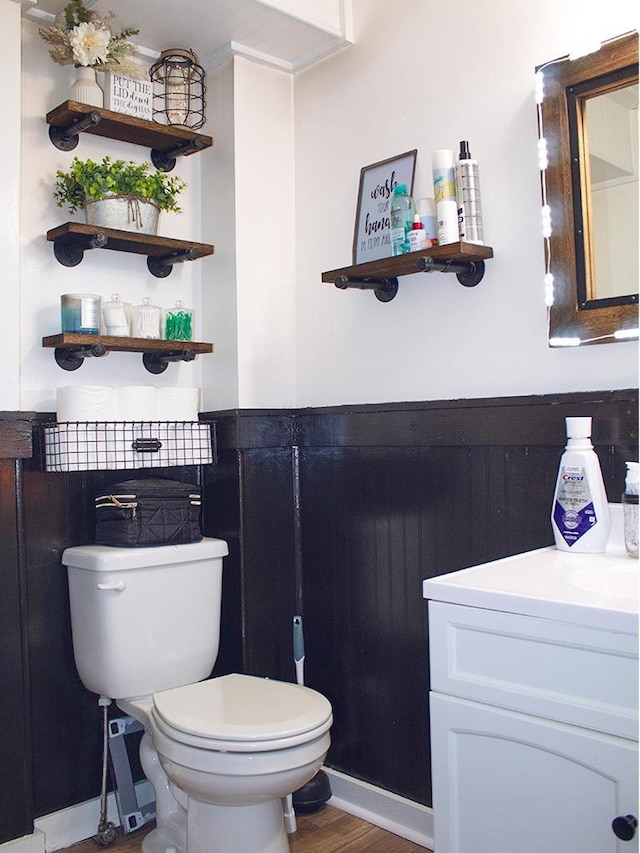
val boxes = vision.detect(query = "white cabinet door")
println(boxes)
[430,693,639,853]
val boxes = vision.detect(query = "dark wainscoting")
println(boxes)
[204,390,638,808]
[0,461,33,842]
[0,452,205,839]
[0,390,636,842]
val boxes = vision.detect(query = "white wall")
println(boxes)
[4,0,639,414]
[17,16,205,413]
[292,0,639,407]
[1,0,22,411]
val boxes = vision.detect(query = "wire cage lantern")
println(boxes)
[149,48,206,129]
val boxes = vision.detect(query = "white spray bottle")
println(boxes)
[551,417,611,553]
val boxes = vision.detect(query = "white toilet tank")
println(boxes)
[62,538,229,700]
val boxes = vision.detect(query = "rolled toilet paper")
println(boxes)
[157,386,200,421]
[113,386,159,421]
[56,386,114,422]
[105,422,137,469]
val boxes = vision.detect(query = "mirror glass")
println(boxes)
[538,32,639,345]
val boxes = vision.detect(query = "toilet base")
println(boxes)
[142,827,182,853]
[187,798,290,853]
[141,798,290,853]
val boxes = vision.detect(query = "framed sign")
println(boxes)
[103,72,153,121]
[352,149,417,264]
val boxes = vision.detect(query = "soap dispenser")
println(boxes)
[622,461,639,558]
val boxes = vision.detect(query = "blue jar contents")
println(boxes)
[61,293,101,335]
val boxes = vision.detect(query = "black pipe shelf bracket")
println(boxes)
[151,138,209,172]
[416,255,486,287]
[146,247,200,278]
[142,349,197,374]
[48,110,103,152]
[54,342,108,371]
[53,230,108,267]
[334,275,399,303]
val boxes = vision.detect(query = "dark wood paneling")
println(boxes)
[203,448,244,677]
[22,463,206,817]
[239,448,298,680]
[0,461,33,842]
[298,390,638,448]
[0,415,35,458]
[205,390,638,809]
[22,464,104,816]
[0,391,636,837]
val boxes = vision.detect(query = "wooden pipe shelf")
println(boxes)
[322,242,494,302]
[46,101,212,172]
[47,222,214,277]
[42,334,213,374]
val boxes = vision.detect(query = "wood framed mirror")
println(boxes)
[538,32,638,345]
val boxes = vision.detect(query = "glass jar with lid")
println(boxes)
[132,297,162,339]
[164,300,193,341]
[102,294,131,336]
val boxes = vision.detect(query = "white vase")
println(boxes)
[69,66,104,107]
[84,196,160,234]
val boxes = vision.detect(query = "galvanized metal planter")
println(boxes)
[84,195,160,234]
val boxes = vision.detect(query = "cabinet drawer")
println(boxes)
[428,600,638,739]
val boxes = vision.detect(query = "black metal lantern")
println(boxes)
[149,48,206,129]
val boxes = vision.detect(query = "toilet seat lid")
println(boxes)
[152,673,332,743]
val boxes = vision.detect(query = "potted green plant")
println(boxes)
[54,156,187,234]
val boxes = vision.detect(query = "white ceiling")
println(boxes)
[25,0,353,72]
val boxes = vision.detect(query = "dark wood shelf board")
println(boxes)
[42,334,213,354]
[322,242,494,282]
[46,222,214,259]
[46,101,213,153]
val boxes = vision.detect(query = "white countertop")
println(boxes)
[422,507,638,634]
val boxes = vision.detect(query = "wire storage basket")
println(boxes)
[41,420,215,472]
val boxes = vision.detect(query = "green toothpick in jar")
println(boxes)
[164,300,193,341]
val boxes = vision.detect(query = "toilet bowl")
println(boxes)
[120,674,332,853]
[61,539,333,853]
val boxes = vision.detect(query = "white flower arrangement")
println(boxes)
[39,0,146,79]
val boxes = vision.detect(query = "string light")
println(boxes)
[534,69,545,105]
[549,337,581,347]
[568,39,602,61]
[550,328,639,347]
[541,204,552,239]
[614,328,640,340]
[544,273,554,307]
[537,136,548,171]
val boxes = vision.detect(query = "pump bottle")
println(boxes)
[622,461,639,558]
[456,140,484,245]
[551,417,611,553]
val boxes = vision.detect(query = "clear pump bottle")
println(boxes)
[390,185,415,255]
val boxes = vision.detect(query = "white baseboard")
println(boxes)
[325,767,434,850]
[1,781,154,853]
[0,831,45,853]
[2,773,433,853]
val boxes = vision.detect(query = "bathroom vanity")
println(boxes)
[423,510,639,853]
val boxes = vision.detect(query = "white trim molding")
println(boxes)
[325,767,435,850]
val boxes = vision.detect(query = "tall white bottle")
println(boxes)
[432,150,459,245]
[551,417,611,553]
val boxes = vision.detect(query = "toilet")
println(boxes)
[62,538,332,853]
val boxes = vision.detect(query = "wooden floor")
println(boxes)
[61,805,431,853]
